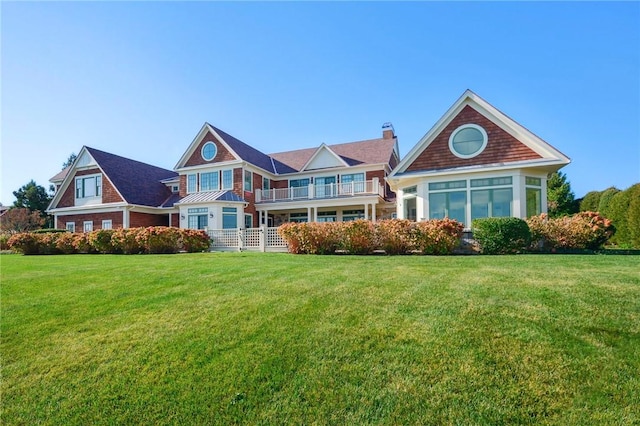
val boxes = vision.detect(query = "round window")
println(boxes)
[449,124,488,159]
[201,142,217,161]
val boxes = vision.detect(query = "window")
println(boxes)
[526,176,542,217]
[222,207,237,229]
[314,176,336,198]
[187,174,197,193]
[403,185,417,194]
[200,171,219,192]
[290,178,310,187]
[317,211,337,222]
[222,169,233,190]
[289,212,308,223]
[244,214,253,229]
[404,197,417,221]
[83,221,93,233]
[262,177,270,191]
[428,180,467,191]
[75,175,102,199]
[188,207,208,230]
[201,142,217,161]
[342,209,365,221]
[449,124,488,159]
[290,178,310,198]
[429,191,467,225]
[172,185,179,193]
[470,177,512,187]
[102,220,112,230]
[66,222,75,233]
[244,171,252,191]
[341,173,365,192]
[471,188,513,220]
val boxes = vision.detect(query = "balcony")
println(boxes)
[255,178,384,204]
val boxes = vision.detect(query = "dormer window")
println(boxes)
[75,175,102,199]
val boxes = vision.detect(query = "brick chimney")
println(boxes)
[382,122,395,139]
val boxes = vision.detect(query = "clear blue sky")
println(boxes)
[2,1,639,205]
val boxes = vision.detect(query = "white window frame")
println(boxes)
[244,170,252,192]
[75,174,102,199]
[448,124,488,159]
[102,219,112,230]
[83,221,93,233]
[222,169,233,190]
[187,174,197,193]
[66,222,75,233]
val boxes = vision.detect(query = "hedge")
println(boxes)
[277,219,464,255]
[471,217,531,255]
[7,227,211,255]
[526,211,614,251]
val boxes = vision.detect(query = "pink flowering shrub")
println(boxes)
[527,211,614,250]
[278,219,464,255]
[8,227,211,255]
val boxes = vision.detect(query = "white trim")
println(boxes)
[83,221,93,233]
[102,219,113,230]
[201,141,218,161]
[174,123,242,170]
[66,222,75,232]
[448,123,488,159]
[300,143,350,171]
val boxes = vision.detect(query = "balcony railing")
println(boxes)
[255,178,384,204]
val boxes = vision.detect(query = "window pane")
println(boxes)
[453,128,483,155]
[244,171,252,191]
[449,191,467,225]
[222,170,233,190]
[96,176,102,196]
[471,190,490,220]
[492,188,512,217]
[526,177,541,186]
[223,211,237,229]
[429,193,447,220]
[187,174,197,193]
[405,197,417,221]
[526,188,542,217]
[84,177,96,197]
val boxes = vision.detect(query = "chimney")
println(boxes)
[382,122,395,139]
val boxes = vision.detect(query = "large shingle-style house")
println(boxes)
[47,123,400,231]
[387,90,570,227]
[47,90,570,233]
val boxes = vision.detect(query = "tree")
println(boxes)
[547,171,577,218]
[580,190,602,212]
[596,186,620,219]
[62,153,77,169]
[12,180,53,222]
[0,208,45,232]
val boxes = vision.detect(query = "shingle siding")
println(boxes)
[184,131,237,167]
[406,105,542,173]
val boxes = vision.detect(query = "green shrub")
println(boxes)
[472,217,531,255]
[87,229,120,254]
[0,232,11,250]
[628,190,640,249]
[597,187,620,219]
[579,190,602,212]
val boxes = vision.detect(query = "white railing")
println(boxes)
[206,227,288,252]
[256,178,383,203]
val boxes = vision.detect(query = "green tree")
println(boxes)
[12,180,53,225]
[628,186,640,248]
[62,153,77,169]
[596,186,620,219]
[579,190,602,212]
[547,171,577,218]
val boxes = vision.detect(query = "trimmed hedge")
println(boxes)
[472,217,531,255]
[7,227,211,255]
[277,219,464,255]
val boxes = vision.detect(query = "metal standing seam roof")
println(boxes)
[175,190,246,205]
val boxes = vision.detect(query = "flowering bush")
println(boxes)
[278,219,464,255]
[412,218,465,255]
[527,211,614,250]
[7,227,211,255]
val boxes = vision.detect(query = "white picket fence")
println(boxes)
[207,227,288,252]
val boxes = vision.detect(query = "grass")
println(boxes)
[1,253,639,425]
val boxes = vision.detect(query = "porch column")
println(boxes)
[363,204,368,220]
[307,207,312,222]
[371,204,377,223]
[314,207,318,222]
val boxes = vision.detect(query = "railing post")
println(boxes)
[308,183,314,199]
[238,228,244,252]
[260,225,266,252]
[373,177,380,195]
[255,189,261,203]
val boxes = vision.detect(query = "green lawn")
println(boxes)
[1,253,639,425]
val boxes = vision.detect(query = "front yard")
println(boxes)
[1,253,638,424]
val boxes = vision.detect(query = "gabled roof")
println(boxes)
[269,137,398,173]
[299,143,350,171]
[389,90,571,178]
[49,146,178,210]
[86,147,178,207]
[50,167,71,184]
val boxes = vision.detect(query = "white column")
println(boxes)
[307,207,312,222]
[363,204,368,220]
[372,204,377,222]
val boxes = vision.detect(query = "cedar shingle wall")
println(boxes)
[406,105,542,172]
[184,131,236,167]
[56,169,122,208]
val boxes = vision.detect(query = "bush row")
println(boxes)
[471,212,614,254]
[7,227,211,255]
[277,219,464,255]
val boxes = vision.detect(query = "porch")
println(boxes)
[255,178,384,204]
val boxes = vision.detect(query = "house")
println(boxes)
[47,124,400,230]
[387,90,570,227]
[48,147,179,232]
[47,90,570,234]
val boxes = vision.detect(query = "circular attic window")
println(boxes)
[201,142,217,161]
[448,124,488,159]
